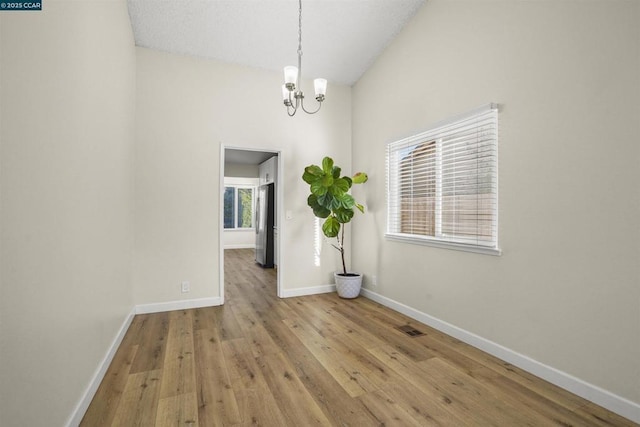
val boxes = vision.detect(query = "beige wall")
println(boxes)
[224,162,259,178]
[0,1,136,425]
[134,48,352,304]
[352,0,640,405]
[224,228,256,249]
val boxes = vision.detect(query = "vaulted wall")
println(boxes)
[352,0,640,410]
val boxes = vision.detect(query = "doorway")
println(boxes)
[220,146,282,303]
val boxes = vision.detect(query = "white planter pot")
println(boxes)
[334,272,362,299]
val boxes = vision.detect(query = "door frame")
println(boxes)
[219,144,283,303]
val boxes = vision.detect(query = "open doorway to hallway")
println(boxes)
[221,147,281,302]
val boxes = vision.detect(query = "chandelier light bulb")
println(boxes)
[282,85,292,106]
[284,66,298,91]
[314,78,327,99]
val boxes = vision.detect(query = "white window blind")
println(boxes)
[386,103,500,255]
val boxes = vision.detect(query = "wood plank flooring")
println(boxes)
[81,249,637,426]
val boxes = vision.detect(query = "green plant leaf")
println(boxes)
[307,194,320,208]
[337,194,355,209]
[355,203,365,214]
[332,166,341,179]
[313,206,331,218]
[322,174,334,188]
[322,157,334,174]
[302,171,317,185]
[322,216,341,237]
[331,194,343,210]
[334,207,354,223]
[331,178,350,197]
[308,194,331,218]
[352,172,368,184]
[302,165,324,184]
[342,176,353,188]
[311,180,328,196]
[317,192,335,208]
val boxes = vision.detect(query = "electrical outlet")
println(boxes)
[371,275,378,287]
[181,281,190,293]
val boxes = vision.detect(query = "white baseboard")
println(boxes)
[135,297,223,314]
[224,244,255,249]
[65,308,135,427]
[360,288,640,424]
[280,284,336,298]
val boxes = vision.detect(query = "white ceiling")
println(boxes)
[225,148,276,165]
[127,0,426,86]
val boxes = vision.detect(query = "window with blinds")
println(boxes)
[224,185,255,230]
[386,104,500,255]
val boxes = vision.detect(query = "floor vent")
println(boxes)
[397,325,425,337]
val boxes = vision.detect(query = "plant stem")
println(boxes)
[339,225,347,275]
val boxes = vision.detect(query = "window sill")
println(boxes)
[223,228,255,232]
[385,233,502,256]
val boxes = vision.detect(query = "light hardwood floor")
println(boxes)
[81,249,637,426]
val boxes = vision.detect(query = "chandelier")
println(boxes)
[281,0,327,116]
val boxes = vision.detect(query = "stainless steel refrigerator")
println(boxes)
[255,183,275,268]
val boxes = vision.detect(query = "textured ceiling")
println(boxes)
[128,0,425,86]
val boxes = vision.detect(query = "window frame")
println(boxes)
[386,103,501,256]
[223,184,256,231]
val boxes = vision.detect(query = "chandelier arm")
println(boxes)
[300,98,322,115]
[287,92,303,116]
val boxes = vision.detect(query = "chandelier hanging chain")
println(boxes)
[297,0,303,58]
[297,0,302,84]
[281,0,327,116]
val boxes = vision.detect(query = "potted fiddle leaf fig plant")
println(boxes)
[302,156,368,298]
